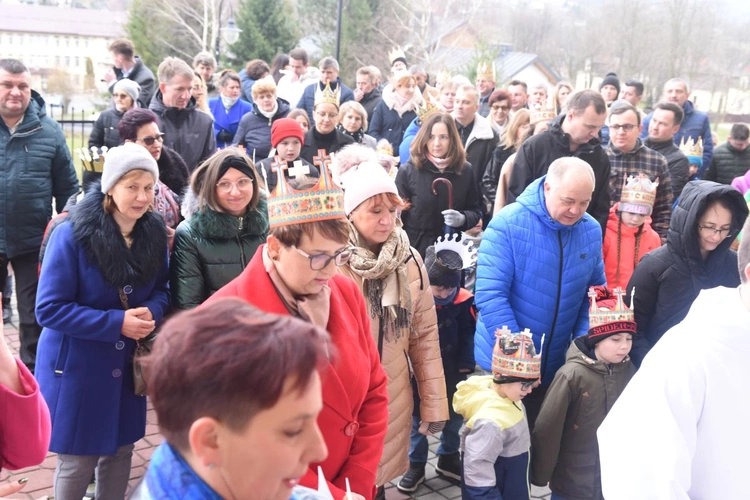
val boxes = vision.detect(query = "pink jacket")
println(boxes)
[0,359,51,470]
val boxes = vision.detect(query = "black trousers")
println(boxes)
[2,252,42,371]
[522,384,549,433]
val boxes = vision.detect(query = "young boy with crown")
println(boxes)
[530,286,636,500]
[679,136,704,180]
[453,327,541,499]
[603,173,662,289]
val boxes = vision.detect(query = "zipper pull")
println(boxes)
[238,216,243,229]
[24,145,28,152]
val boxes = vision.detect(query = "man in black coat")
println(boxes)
[104,38,156,108]
[506,90,610,231]
[644,101,691,199]
[355,66,382,130]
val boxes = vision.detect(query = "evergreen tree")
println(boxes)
[125,0,169,70]
[228,0,300,67]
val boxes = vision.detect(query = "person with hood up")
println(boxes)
[453,327,541,500]
[149,57,216,172]
[332,145,448,499]
[209,70,253,149]
[625,180,749,366]
[603,174,662,290]
[233,78,291,160]
[369,71,423,153]
[531,286,636,500]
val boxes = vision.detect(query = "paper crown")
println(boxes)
[492,327,542,380]
[530,106,556,125]
[415,94,441,123]
[76,146,108,173]
[679,136,703,158]
[314,81,341,109]
[433,233,478,270]
[619,173,658,215]
[266,150,345,228]
[476,61,496,81]
[389,46,407,67]
[436,68,452,84]
[587,286,636,339]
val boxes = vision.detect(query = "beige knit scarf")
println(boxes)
[347,220,412,341]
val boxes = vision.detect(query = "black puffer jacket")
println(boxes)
[506,114,611,232]
[232,98,291,160]
[170,195,269,310]
[626,181,749,366]
[481,143,516,210]
[644,137,690,199]
[300,128,355,165]
[705,142,750,185]
[88,108,125,149]
[395,159,483,257]
[149,91,216,172]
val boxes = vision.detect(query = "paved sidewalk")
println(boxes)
[2,307,550,499]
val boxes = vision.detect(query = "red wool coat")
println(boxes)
[205,246,389,500]
[603,204,662,290]
[0,359,51,470]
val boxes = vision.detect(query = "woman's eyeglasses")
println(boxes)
[698,225,733,238]
[135,133,165,146]
[216,178,254,193]
[292,246,355,270]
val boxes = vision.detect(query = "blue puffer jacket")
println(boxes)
[474,177,606,386]
[399,117,420,165]
[641,100,713,177]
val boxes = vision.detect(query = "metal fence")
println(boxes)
[48,104,96,153]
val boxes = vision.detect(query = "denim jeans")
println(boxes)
[408,409,464,464]
[551,493,567,500]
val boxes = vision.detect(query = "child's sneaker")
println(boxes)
[435,452,461,482]
[396,463,426,493]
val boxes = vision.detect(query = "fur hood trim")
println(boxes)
[69,184,168,288]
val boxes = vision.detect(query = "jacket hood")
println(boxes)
[465,113,495,147]
[252,97,290,119]
[548,113,601,153]
[569,337,631,375]
[453,375,518,422]
[381,84,423,113]
[607,203,654,235]
[13,91,47,133]
[683,99,695,115]
[667,180,748,266]
[517,176,581,232]
[149,90,197,114]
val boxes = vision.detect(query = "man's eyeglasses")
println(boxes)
[135,133,165,146]
[292,246,355,270]
[610,124,638,132]
[216,178,254,193]
[699,225,733,238]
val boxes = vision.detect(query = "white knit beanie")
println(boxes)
[100,143,159,194]
[339,161,399,215]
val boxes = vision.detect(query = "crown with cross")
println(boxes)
[76,146,109,173]
[266,150,345,229]
[492,326,542,380]
[587,286,636,339]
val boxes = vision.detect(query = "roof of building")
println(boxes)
[0,4,126,38]
[432,46,561,83]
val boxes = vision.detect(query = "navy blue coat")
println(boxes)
[296,79,354,123]
[35,192,170,455]
[369,99,417,153]
[474,177,606,386]
[232,98,290,160]
[208,97,252,149]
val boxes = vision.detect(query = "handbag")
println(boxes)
[119,287,156,397]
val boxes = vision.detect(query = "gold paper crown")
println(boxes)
[76,146,108,173]
[415,94,440,123]
[492,327,542,380]
[588,287,636,338]
[476,61,496,81]
[266,150,345,228]
[619,173,658,215]
[436,68,452,84]
[679,136,703,158]
[314,81,341,109]
[530,106,556,125]
[388,46,407,67]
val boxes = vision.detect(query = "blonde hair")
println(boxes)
[251,80,277,100]
[338,101,368,132]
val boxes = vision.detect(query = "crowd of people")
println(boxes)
[2,36,750,500]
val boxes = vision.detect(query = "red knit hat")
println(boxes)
[271,118,305,148]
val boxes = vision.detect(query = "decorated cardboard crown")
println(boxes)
[530,106,556,125]
[619,172,658,215]
[266,149,345,228]
[415,94,441,123]
[314,81,341,109]
[679,136,703,159]
[433,233,478,270]
[76,146,108,173]
[476,61,496,81]
[587,286,636,340]
[436,68,452,84]
[388,46,407,67]
[492,326,542,380]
